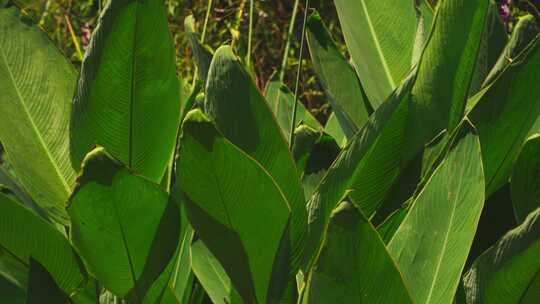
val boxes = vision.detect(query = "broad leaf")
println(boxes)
[302,201,413,303]
[0,192,85,295]
[468,37,540,195]
[333,0,429,106]
[323,113,347,148]
[71,0,180,183]
[462,207,540,303]
[511,134,540,223]
[388,126,485,304]
[307,12,370,138]
[205,46,305,275]
[264,80,322,141]
[0,6,77,223]
[68,148,180,300]
[175,110,290,304]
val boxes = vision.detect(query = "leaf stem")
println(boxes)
[246,0,254,69]
[289,0,310,148]
[201,0,213,43]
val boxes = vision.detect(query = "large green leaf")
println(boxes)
[302,201,413,303]
[511,134,540,223]
[264,80,322,141]
[405,0,489,155]
[68,148,180,300]
[387,126,485,304]
[0,192,85,296]
[462,207,540,303]
[175,110,290,304]
[71,0,180,183]
[333,0,429,106]
[306,12,370,138]
[468,37,540,195]
[324,113,347,148]
[205,46,305,274]
[0,6,77,223]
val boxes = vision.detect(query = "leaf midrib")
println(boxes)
[359,0,396,88]
[0,46,71,194]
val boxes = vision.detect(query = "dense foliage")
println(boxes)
[0,0,539,303]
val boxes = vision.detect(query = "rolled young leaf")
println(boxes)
[462,207,540,303]
[302,201,413,303]
[185,15,213,86]
[0,6,77,223]
[511,134,540,223]
[175,109,290,304]
[388,124,485,304]
[68,148,180,300]
[0,192,85,295]
[71,0,180,183]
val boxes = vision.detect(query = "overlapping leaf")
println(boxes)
[511,135,540,223]
[175,110,290,304]
[68,148,180,300]
[71,0,180,183]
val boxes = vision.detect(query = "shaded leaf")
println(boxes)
[26,258,69,304]
[68,148,180,300]
[175,110,290,304]
[184,15,213,86]
[462,207,540,303]
[511,134,540,223]
[306,12,370,138]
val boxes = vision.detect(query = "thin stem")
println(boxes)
[288,0,310,148]
[64,15,84,61]
[201,0,213,43]
[246,0,254,69]
[279,0,300,82]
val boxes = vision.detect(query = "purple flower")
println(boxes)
[499,0,512,22]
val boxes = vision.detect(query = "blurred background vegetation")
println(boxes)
[8,0,540,123]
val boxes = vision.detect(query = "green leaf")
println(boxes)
[333,0,428,106]
[406,0,490,155]
[323,113,347,148]
[511,134,540,223]
[469,37,540,195]
[26,258,69,304]
[0,275,24,304]
[0,6,77,223]
[292,125,340,200]
[388,125,485,304]
[184,15,213,86]
[264,80,322,141]
[302,201,413,303]
[462,207,540,303]
[468,0,507,95]
[0,192,85,295]
[71,0,180,183]
[306,12,370,138]
[191,240,242,304]
[205,46,305,274]
[483,14,538,87]
[68,148,180,300]
[175,109,290,304]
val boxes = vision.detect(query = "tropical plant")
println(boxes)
[0,0,539,303]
